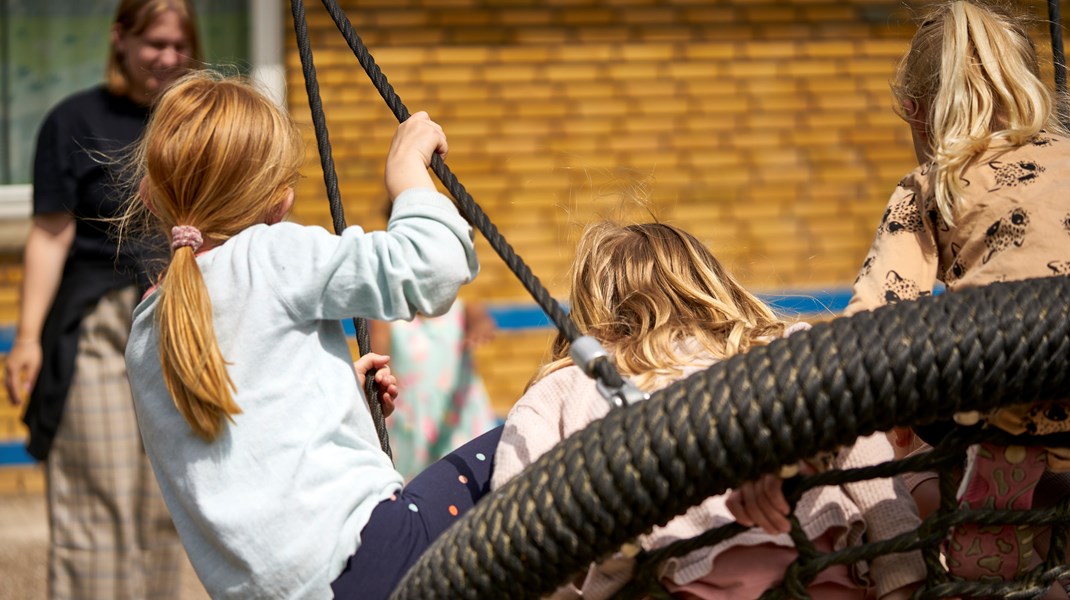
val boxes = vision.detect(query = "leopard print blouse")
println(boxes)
[845,132,1070,446]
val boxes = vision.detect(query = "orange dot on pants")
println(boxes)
[448,505,459,516]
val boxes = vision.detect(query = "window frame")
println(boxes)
[0,0,282,228]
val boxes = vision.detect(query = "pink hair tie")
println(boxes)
[171,225,204,252]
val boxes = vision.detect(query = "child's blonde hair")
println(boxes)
[129,71,304,440]
[892,0,1064,226]
[534,222,785,391]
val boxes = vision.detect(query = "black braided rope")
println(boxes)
[290,0,390,456]
[392,276,1070,599]
[311,0,624,390]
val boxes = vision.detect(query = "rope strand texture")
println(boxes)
[393,276,1070,599]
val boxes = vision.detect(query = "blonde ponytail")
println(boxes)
[894,1,1063,225]
[123,72,304,441]
[157,246,239,441]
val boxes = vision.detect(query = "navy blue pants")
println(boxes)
[331,425,502,599]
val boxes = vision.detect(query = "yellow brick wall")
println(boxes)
[1,2,1068,470]
[282,0,1068,412]
[0,254,23,325]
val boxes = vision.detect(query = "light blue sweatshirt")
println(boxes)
[126,189,478,599]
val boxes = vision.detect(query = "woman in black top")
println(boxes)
[5,1,202,597]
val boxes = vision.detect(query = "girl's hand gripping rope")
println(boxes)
[384,111,448,200]
[353,353,399,418]
[726,460,818,535]
[726,472,793,534]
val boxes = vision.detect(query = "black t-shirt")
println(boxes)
[24,86,157,459]
[32,85,154,283]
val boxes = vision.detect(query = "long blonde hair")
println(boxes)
[127,72,303,441]
[534,222,786,391]
[107,0,203,98]
[892,0,1064,225]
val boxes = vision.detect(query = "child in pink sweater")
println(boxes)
[492,221,925,599]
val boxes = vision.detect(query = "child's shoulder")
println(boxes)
[212,223,341,274]
[528,363,589,391]
[895,162,934,194]
[980,130,1070,164]
[236,221,337,248]
[513,364,598,410]
[508,363,614,429]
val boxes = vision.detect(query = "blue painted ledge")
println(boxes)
[339,288,859,336]
[0,442,32,466]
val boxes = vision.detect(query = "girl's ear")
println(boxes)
[112,24,125,57]
[902,99,928,130]
[902,99,932,163]
[140,178,158,217]
[266,188,295,225]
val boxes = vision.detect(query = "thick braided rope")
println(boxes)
[290,0,390,455]
[392,276,1070,599]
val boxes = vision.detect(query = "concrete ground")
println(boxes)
[0,491,209,600]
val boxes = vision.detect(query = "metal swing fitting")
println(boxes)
[569,336,649,409]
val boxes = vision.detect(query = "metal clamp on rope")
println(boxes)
[570,336,649,409]
[595,378,648,409]
[569,336,609,376]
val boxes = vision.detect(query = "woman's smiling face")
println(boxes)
[113,9,194,105]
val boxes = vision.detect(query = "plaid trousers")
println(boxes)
[46,286,186,600]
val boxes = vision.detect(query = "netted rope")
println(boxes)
[622,430,968,599]
[393,275,1070,599]
[290,0,390,455]
[627,425,1070,600]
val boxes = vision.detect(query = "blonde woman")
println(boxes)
[120,72,504,600]
[493,222,925,599]
[842,0,1070,587]
[4,1,201,597]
